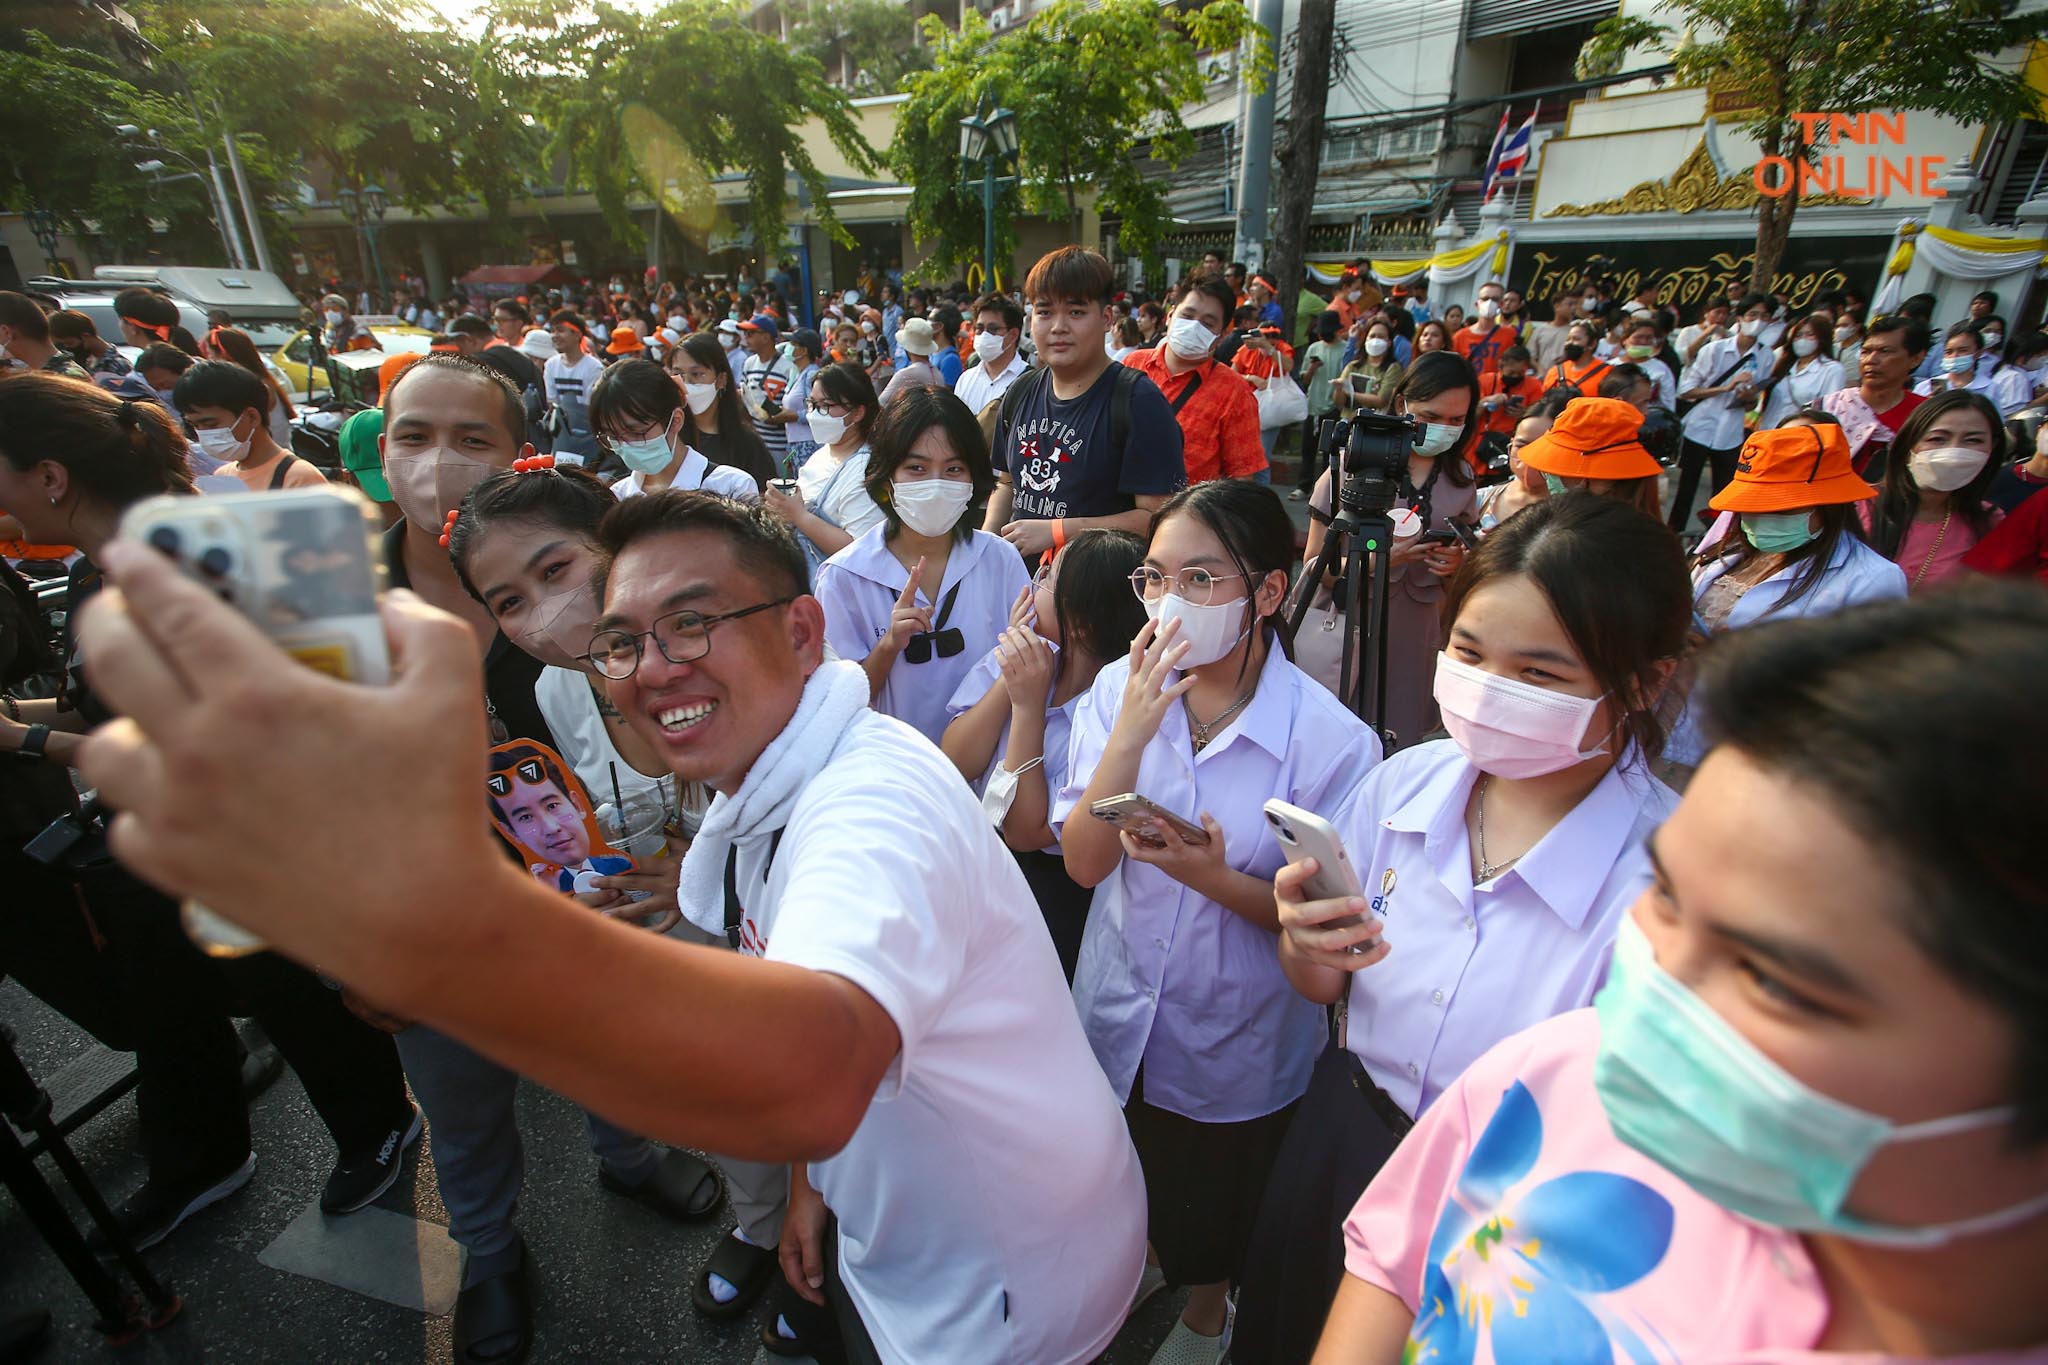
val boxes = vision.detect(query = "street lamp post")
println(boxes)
[957,106,1020,293]
[336,184,391,310]
[117,123,244,267]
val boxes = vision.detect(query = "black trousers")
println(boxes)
[1013,849,1091,984]
[0,849,409,1190]
[1668,437,1740,532]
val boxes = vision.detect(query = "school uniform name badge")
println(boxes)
[1372,866,1397,919]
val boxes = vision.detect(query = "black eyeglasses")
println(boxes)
[584,598,794,680]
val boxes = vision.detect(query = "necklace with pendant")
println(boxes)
[1474,774,1522,883]
[1187,682,1257,751]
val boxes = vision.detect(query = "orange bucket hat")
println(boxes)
[1711,423,1875,513]
[1516,397,1661,480]
[605,328,645,356]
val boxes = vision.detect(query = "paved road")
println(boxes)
[1,980,1191,1364]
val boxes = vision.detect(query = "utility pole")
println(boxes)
[1270,0,1336,347]
[1231,0,1284,273]
[200,144,251,269]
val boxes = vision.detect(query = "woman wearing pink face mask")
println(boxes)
[1232,493,1692,1365]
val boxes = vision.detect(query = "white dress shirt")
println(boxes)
[954,350,1031,414]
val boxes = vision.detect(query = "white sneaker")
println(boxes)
[1148,1312,1229,1365]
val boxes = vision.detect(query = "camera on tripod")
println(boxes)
[1318,411,1418,516]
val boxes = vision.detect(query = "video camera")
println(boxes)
[1318,411,1418,516]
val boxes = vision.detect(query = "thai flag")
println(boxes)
[1479,107,1510,202]
[1486,108,1538,201]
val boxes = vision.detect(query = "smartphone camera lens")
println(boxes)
[197,546,235,579]
[146,526,182,558]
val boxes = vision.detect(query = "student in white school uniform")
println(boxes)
[813,386,1030,743]
[1056,480,1383,1365]
[761,361,889,572]
[1231,493,1693,1365]
[587,359,760,502]
[939,528,1148,980]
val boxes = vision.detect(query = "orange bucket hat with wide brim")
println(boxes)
[1711,423,1876,514]
[1516,396,1662,480]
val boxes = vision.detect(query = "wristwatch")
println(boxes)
[18,724,50,759]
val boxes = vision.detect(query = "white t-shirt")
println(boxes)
[794,442,887,540]
[608,448,759,502]
[726,709,1146,1364]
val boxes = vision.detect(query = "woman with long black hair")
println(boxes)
[664,331,777,489]
[1058,479,1382,1365]
[1864,387,2004,593]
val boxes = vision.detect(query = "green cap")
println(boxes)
[337,408,390,502]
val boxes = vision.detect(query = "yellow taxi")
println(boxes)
[272,315,435,399]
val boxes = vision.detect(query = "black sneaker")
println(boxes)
[320,1102,423,1215]
[87,1151,257,1253]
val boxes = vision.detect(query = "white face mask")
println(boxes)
[860,320,876,336]
[1982,331,2003,349]
[682,381,719,415]
[1364,337,1390,358]
[973,330,1007,365]
[1143,592,1252,670]
[808,410,848,446]
[324,310,344,326]
[1433,653,1610,779]
[1477,298,1501,319]
[718,333,739,351]
[1347,290,1362,302]
[193,417,253,463]
[666,315,687,331]
[1739,318,1765,338]
[890,477,975,537]
[1166,315,1218,361]
[1834,326,1858,347]
[1791,336,1820,358]
[1908,445,1990,492]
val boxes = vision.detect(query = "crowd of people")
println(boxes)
[0,239,2044,1365]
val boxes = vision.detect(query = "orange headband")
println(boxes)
[123,315,173,342]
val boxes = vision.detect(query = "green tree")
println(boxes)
[0,25,232,264]
[891,0,1266,284]
[1579,0,2048,293]
[790,0,931,96]
[489,0,877,257]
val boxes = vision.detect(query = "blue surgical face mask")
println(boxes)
[1594,919,2048,1249]
[1542,472,1569,497]
[1942,354,1977,375]
[1741,509,1817,554]
[612,417,678,476]
[1414,421,1463,458]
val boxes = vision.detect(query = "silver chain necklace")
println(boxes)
[1473,775,1523,883]
[1187,683,1257,750]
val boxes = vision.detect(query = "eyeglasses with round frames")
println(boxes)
[1128,566,1243,607]
[584,598,795,680]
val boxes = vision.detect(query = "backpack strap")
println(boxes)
[266,453,301,490]
[723,826,786,951]
[992,365,1047,467]
[1109,361,1144,455]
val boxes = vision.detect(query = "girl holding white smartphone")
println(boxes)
[1233,493,1693,1365]
[1055,481,1382,1365]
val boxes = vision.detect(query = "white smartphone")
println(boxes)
[118,486,391,957]
[1263,798,1367,932]
[1090,793,1211,847]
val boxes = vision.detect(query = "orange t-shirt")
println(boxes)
[1478,371,1546,436]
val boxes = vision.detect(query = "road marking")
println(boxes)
[259,1200,465,1315]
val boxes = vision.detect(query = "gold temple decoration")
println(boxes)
[1544,139,1872,218]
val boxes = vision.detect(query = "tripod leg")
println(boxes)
[0,1123,143,1341]
[37,1123,180,1323]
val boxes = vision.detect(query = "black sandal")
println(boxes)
[690,1228,777,1319]
[453,1246,532,1365]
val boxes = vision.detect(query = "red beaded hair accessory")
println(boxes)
[437,508,461,548]
[510,454,556,473]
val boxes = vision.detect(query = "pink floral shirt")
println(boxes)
[1343,1010,2046,1364]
